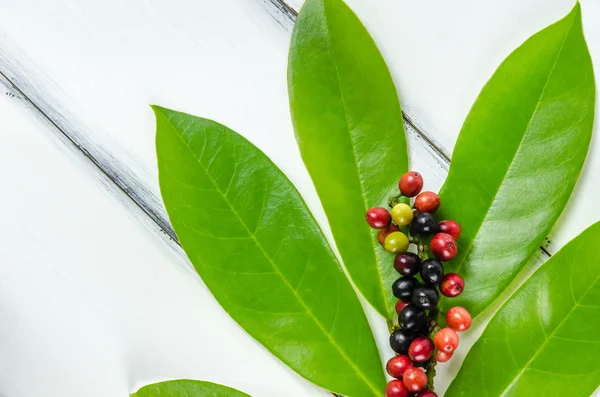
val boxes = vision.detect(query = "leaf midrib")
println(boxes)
[446,14,576,299]
[159,112,381,396]
[322,0,390,317]
[497,240,600,396]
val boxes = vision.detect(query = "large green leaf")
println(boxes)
[154,106,386,397]
[131,380,250,397]
[446,221,600,396]
[438,4,595,316]
[288,0,408,319]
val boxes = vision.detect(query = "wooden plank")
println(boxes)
[0,79,328,397]
[0,1,449,394]
[0,1,595,394]
[0,0,450,250]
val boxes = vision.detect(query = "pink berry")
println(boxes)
[440,273,465,297]
[408,337,434,362]
[403,368,428,393]
[365,207,391,229]
[414,191,440,213]
[436,350,453,363]
[430,233,457,261]
[399,171,424,197]
[446,306,472,332]
[416,391,438,397]
[434,328,459,353]
[395,300,412,314]
[386,355,414,379]
[385,380,409,397]
[438,220,461,240]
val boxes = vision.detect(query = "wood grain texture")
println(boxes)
[0,0,598,395]
[0,79,328,397]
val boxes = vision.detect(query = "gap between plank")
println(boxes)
[0,69,179,247]
[270,0,550,259]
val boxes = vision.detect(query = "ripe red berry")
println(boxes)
[446,306,472,332]
[430,233,457,261]
[414,191,440,213]
[408,337,434,362]
[436,350,453,363]
[403,367,428,393]
[378,224,400,245]
[395,299,411,314]
[434,328,459,353]
[386,355,414,379]
[385,380,409,397]
[440,273,465,297]
[416,391,438,397]
[366,207,392,229]
[438,220,461,240]
[399,171,424,197]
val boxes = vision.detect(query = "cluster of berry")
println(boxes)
[365,172,473,397]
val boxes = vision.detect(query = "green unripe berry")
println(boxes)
[392,203,413,226]
[384,231,409,254]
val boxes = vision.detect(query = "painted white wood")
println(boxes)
[283,0,600,252]
[0,0,450,235]
[0,0,598,395]
[0,83,327,397]
[1,0,594,255]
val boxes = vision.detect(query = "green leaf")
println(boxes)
[154,106,386,397]
[446,221,600,397]
[131,380,251,397]
[437,3,595,317]
[288,0,408,319]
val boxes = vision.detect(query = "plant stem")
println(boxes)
[388,193,403,208]
[426,307,440,390]
[412,234,439,390]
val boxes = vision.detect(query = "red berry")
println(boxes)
[386,355,414,379]
[440,273,465,297]
[403,367,428,393]
[446,306,472,332]
[438,220,461,240]
[408,337,434,362]
[414,191,440,213]
[385,380,409,397]
[395,299,411,314]
[430,233,457,261]
[436,350,453,363]
[434,328,459,353]
[416,391,438,397]
[399,171,423,197]
[378,224,400,245]
[366,207,392,229]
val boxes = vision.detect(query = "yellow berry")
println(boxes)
[384,231,409,254]
[391,203,414,226]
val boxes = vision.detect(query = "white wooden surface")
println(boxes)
[0,0,598,396]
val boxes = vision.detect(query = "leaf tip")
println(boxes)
[150,104,169,117]
[567,1,582,20]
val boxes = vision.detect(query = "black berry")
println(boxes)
[420,259,444,284]
[399,305,427,331]
[392,277,418,300]
[394,253,421,276]
[390,329,416,354]
[411,212,438,235]
[412,285,439,310]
